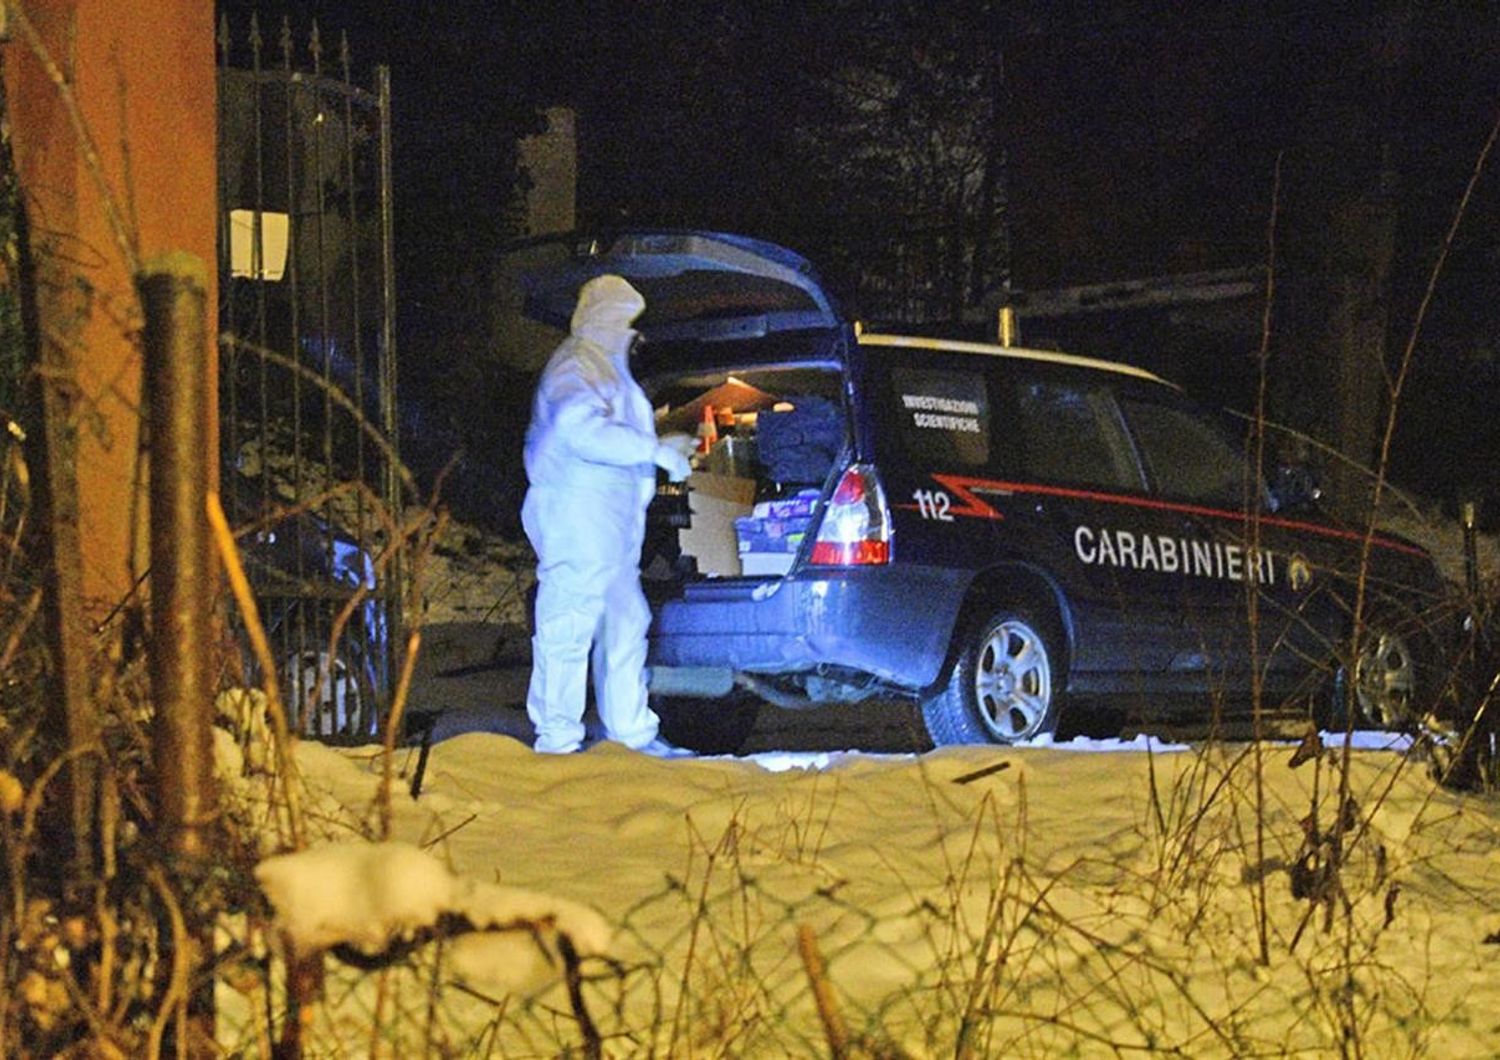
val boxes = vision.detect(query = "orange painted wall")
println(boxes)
[5,0,218,616]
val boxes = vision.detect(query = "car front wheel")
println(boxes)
[922,609,1061,746]
[1327,609,1448,732]
[1352,625,1419,728]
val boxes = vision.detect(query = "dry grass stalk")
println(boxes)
[208,489,306,851]
[798,923,850,1059]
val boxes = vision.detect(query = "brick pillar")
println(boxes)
[5,0,218,617]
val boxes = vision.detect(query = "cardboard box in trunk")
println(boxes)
[678,472,756,576]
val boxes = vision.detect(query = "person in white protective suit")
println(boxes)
[521,274,698,755]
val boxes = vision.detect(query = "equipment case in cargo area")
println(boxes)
[653,388,846,580]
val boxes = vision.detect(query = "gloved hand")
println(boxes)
[653,432,696,482]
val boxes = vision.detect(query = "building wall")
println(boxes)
[5,0,217,615]
[493,106,577,373]
[520,107,576,239]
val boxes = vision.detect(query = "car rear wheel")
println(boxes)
[651,692,762,755]
[922,609,1061,746]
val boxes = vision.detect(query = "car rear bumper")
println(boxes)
[648,565,969,691]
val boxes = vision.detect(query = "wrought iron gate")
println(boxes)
[216,15,401,739]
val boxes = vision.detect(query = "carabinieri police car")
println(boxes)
[517,231,1454,751]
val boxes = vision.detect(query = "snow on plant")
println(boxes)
[254,839,611,992]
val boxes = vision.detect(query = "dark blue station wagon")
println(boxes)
[518,231,1451,751]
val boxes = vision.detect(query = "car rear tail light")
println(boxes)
[810,463,891,565]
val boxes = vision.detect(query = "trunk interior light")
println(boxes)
[811,463,891,566]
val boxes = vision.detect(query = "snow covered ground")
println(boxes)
[219,720,1500,1057]
[209,497,1500,1055]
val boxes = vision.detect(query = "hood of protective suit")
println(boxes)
[570,274,645,338]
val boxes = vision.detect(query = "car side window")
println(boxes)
[1014,378,1142,491]
[1119,395,1255,509]
[890,366,991,468]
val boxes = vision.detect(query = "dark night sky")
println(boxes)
[217,1,1500,512]
[217,2,1500,297]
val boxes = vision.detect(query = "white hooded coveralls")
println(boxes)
[522,275,673,753]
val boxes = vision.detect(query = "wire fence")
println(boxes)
[209,740,1498,1059]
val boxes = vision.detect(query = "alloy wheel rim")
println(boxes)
[974,621,1052,741]
[1353,629,1416,728]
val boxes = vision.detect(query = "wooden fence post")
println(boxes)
[140,252,218,1051]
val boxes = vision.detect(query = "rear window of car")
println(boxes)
[890,366,991,468]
